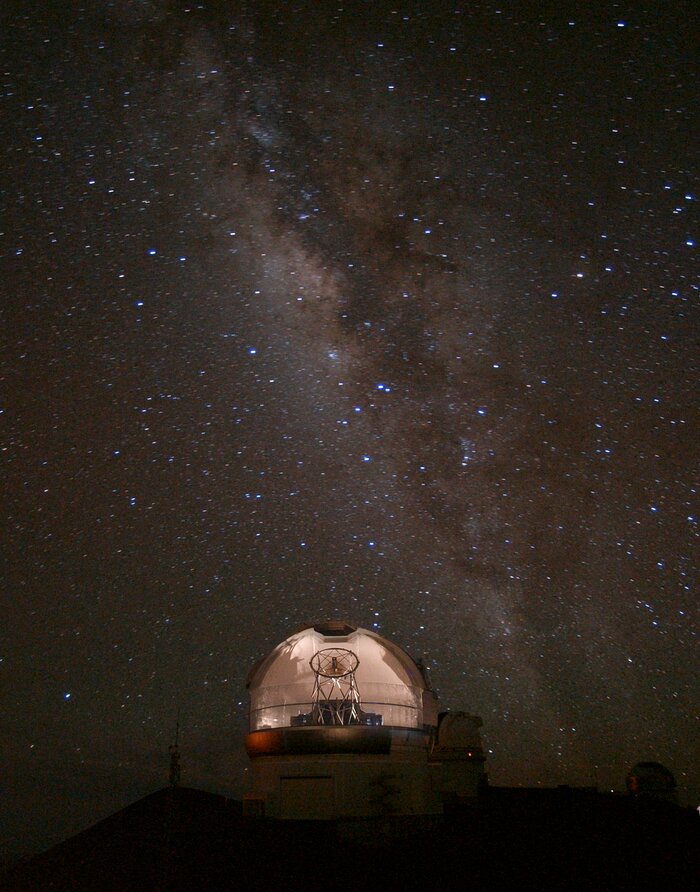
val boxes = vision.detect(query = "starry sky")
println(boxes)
[1,0,697,855]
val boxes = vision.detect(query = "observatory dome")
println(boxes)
[626,761,678,803]
[246,621,438,733]
[243,621,484,819]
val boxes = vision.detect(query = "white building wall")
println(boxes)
[249,752,441,819]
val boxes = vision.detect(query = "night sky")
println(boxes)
[1,0,697,856]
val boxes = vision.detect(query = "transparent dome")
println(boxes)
[247,622,438,732]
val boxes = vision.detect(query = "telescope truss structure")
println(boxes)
[310,648,362,726]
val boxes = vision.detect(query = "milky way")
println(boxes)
[1,1,697,854]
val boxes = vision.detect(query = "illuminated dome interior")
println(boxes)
[246,622,438,731]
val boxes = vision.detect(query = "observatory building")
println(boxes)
[244,621,485,819]
[626,761,678,804]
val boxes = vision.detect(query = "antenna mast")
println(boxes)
[169,713,181,788]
